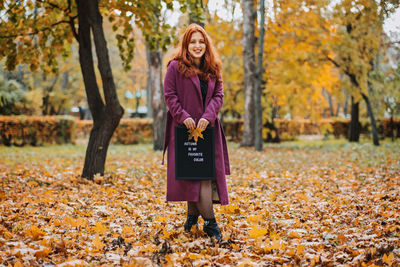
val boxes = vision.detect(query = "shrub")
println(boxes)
[75,118,153,144]
[0,115,75,146]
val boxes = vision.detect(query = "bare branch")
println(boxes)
[69,16,79,41]
[324,53,340,68]
[36,0,69,12]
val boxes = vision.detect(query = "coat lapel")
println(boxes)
[205,77,216,105]
[189,75,201,98]
[190,75,216,107]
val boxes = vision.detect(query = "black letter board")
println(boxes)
[174,125,216,180]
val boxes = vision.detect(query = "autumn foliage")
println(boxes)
[0,116,75,146]
[2,116,400,146]
[75,119,153,145]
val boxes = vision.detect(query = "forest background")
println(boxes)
[1,0,400,145]
[1,1,400,266]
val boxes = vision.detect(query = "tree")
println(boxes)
[0,0,190,179]
[254,0,265,151]
[325,0,400,145]
[189,0,207,27]
[263,0,339,121]
[205,2,244,121]
[241,0,256,147]
[148,44,165,150]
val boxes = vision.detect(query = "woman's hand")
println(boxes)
[197,118,209,131]
[183,117,196,130]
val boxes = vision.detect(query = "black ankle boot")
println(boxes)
[203,218,222,241]
[184,215,199,231]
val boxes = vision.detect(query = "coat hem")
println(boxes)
[166,199,229,205]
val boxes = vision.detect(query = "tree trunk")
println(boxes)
[241,0,256,147]
[348,96,360,142]
[77,0,124,179]
[362,93,379,146]
[390,112,394,141]
[328,91,334,116]
[335,103,341,117]
[343,91,349,117]
[149,49,166,151]
[145,47,153,118]
[61,71,69,92]
[254,0,265,151]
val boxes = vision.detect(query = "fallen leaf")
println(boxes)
[383,252,394,266]
[26,225,45,240]
[188,127,204,143]
[248,226,268,239]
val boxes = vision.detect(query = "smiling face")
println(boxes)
[188,31,206,62]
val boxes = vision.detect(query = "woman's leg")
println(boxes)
[187,201,200,216]
[195,180,214,219]
[196,180,221,240]
[185,202,200,231]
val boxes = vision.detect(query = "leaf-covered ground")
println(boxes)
[0,140,399,266]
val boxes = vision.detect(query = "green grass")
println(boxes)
[1,138,399,154]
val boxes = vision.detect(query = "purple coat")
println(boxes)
[162,60,230,205]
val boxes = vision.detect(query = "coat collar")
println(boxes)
[190,75,216,105]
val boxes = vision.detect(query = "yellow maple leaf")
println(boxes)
[0,225,13,239]
[26,225,45,240]
[246,215,262,224]
[92,222,107,234]
[271,238,286,250]
[64,216,77,228]
[188,253,202,260]
[122,225,134,237]
[288,230,301,238]
[383,252,394,266]
[34,247,52,259]
[92,235,105,252]
[296,244,305,255]
[249,226,268,239]
[76,217,87,228]
[188,128,204,143]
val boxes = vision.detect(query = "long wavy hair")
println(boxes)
[168,24,222,82]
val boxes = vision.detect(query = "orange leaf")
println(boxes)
[383,253,394,266]
[92,235,105,252]
[34,247,51,259]
[92,222,107,234]
[188,128,204,143]
[26,225,45,240]
[297,244,305,255]
[249,226,268,239]
[288,230,301,239]
[189,253,202,260]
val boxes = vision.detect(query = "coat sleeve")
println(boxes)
[164,61,191,124]
[201,78,223,123]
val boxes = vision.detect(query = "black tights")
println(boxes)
[187,180,214,219]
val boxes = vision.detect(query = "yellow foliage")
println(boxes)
[25,225,45,240]
[383,253,394,266]
[246,215,262,224]
[248,226,268,239]
[92,235,105,252]
[93,222,107,234]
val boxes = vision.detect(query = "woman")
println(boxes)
[162,24,230,241]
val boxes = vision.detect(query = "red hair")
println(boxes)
[168,24,222,82]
